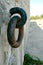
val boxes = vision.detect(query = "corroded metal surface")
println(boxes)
[7,7,27,48]
[10,7,27,28]
[7,16,24,48]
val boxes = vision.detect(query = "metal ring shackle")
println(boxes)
[7,16,24,48]
[10,7,27,28]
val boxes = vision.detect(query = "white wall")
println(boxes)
[0,0,30,65]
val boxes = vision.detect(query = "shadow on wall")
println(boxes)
[26,21,43,61]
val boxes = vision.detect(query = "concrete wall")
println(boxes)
[0,0,30,65]
[26,20,43,61]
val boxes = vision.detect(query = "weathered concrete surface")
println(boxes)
[0,0,30,65]
[26,19,43,61]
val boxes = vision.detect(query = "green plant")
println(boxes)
[24,54,43,65]
[30,14,43,20]
[40,14,43,18]
[30,16,36,20]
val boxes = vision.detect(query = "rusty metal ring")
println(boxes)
[10,7,27,28]
[7,16,24,48]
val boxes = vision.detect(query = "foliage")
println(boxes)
[40,15,43,18]
[23,54,43,65]
[30,16,36,20]
[30,14,43,20]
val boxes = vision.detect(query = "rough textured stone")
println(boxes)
[0,0,30,65]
